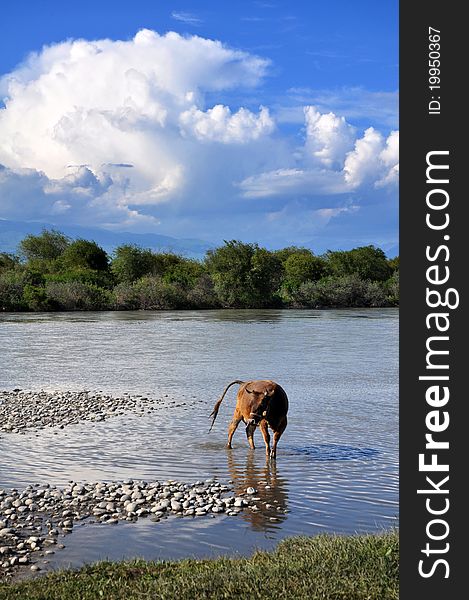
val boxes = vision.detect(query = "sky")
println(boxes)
[0,1,398,253]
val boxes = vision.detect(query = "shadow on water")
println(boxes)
[284,444,379,461]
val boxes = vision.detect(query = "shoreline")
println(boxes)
[1,305,399,314]
[0,477,265,581]
[0,530,399,599]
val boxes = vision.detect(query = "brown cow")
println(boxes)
[209,380,288,459]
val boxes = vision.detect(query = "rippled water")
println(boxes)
[0,309,398,572]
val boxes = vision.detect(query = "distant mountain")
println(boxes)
[0,220,214,259]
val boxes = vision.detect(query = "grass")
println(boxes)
[0,530,398,600]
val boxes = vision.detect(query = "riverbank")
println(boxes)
[1,234,398,311]
[0,530,398,600]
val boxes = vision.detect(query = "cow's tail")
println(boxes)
[208,380,245,433]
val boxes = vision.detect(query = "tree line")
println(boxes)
[0,229,399,311]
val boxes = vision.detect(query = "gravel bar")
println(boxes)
[0,390,167,434]
[0,478,261,579]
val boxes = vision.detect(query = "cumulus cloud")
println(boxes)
[304,106,356,168]
[0,164,160,228]
[376,130,399,187]
[179,105,274,143]
[344,127,399,189]
[0,28,398,245]
[0,29,269,177]
[240,108,399,199]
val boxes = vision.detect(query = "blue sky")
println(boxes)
[0,1,398,253]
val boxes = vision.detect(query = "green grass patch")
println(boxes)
[0,530,398,600]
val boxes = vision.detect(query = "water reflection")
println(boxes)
[226,450,288,531]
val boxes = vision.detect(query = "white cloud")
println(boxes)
[344,127,384,188]
[376,130,399,187]
[0,164,159,229]
[344,128,399,189]
[171,11,203,25]
[179,104,274,143]
[239,167,347,198]
[304,105,356,168]
[0,29,269,178]
[0,29,398,245]
[240,109,399,199]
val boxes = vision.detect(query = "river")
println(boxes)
[0,308,398,571]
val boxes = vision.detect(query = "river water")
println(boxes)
[0,309,398,571]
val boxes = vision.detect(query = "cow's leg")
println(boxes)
[227,412,242,449]
[259,419,271,456]
[270,416,287,459]
[246,421,256,450]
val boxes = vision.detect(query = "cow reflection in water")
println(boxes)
[226,450,288,531]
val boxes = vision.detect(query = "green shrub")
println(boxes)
[23,284,55,311]
[294,275,389,308]
[0,252,20,274]
[206,241,282,308]
[112,282,140,310]
[45,268,115,289]
[186,273,220,308]
[19,229,70,261]
[324,246,392,282]
[111,245,157,283]
[132,276,187,310]
[60,239,110,272]
[385,271,399,305]
[0,276,26,311]
[44,281,111,310]
[163,259,206,289]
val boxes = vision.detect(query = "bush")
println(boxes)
[23,284,55,311]
[19,229,70,261]
[60,239,110,272]
[0,253,20,274]
[325,246,392,282]
[1,229,400,311]
[206,241,282,308]
[186,273,220,309]
[293,275,389,308]
[0,269,46,311]
[45,268,115,290]
[0,275,26,311]
[132,276,187,310]
[163,260,206,289]
[281,252,327,303]
[385,271,399,305]
[112,282,140,310]
[44,281,111,310]
[111,245,157,283]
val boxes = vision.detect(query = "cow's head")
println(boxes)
[245,385,274,425]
